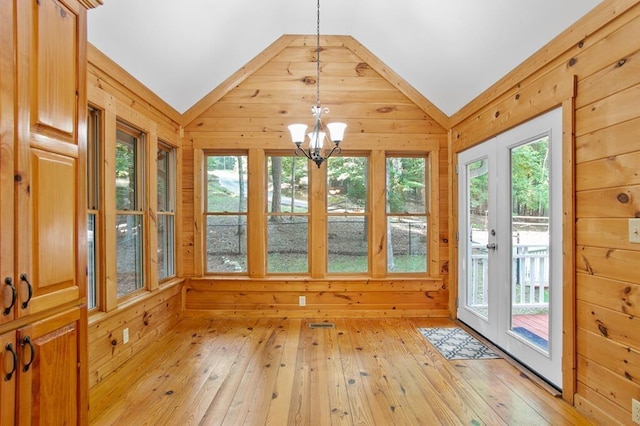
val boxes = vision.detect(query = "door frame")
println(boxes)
[457,107,563,388]
[449,88,576,401]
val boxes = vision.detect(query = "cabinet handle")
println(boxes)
[3,277,16,315]
[21,336,35,372]
[20,274,33,309]
[4,343,17,381]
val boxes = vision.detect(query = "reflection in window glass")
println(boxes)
[386,157,428,273]
[87,214,97,309]
[116,214,144,297]
[157,143,175,280]
[87,107,100,309]
[206,155,248,273]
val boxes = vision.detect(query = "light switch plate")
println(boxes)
[632,398,640,424]
[629,219,640,244]
[299,295,306,307]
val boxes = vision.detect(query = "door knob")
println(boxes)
[486,243,497,250]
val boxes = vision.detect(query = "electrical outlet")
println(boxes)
[633,398,640,424]
[298,296,306,307]
[630,219,640,244]
[123,328,129,344]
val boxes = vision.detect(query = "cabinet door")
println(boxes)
[17,306,87,425]
[0,331,17,426]
[18,150,80,317]
[0,0,16,323]
[14,0,87,318]
[29,0,85,142]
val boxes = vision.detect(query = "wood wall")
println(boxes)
[180,35,450,318]
[86,45,183,386]
[450,0,640,423]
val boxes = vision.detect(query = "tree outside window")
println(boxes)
[386,156,428,273]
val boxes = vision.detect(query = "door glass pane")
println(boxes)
[510,137,550,351]
[466,158,489,319]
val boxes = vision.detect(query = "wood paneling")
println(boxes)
[451,0,640,421]
[87,284,181,387]
[86,45,184,385]
[183,278,447,318]
[181,35,449,316]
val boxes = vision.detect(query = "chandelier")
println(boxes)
[288,0,346,168]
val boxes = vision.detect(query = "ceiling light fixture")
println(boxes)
[288,0,346,168]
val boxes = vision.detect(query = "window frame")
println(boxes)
[203,152,249,275]
[325,153,371,275]
[197,148,439,280]
[384,153,430,275]
[86,106,101,310]
[157,140,177,282]
[265,153,310,275]
[114,122,147,300]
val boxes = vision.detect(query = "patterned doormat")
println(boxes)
[418,327,500,360]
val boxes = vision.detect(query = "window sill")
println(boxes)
[88,277,185,325]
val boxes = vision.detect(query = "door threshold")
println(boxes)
[455,320,561,399]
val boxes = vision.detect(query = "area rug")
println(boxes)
[418,327,500,360]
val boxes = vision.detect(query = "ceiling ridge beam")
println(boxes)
[181,35,296,128]
[337,35,450,129]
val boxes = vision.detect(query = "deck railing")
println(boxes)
[469,244,549,309]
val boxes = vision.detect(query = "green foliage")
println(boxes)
[386,157,425,213]
[510,138,549,216]
[327,157,367,206]
[468,137,549,218]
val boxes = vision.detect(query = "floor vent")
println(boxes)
[308,322,335,329]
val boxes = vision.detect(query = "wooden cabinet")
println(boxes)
[0,0,94,423]
[13,0,87,318]
[0,331,17,426]
[1,307,87,425]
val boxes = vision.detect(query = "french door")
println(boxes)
[457,107,563,388]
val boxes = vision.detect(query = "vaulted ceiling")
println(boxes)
[87,0,602,117]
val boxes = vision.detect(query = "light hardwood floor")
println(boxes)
[89,317,590,425]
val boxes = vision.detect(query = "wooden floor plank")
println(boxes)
[89,317,590,425]
[263,318,301,425]
[200,319,280,425]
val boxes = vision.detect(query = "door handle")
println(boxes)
[486,243,497,250]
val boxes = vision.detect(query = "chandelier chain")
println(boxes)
[316,0,321,108]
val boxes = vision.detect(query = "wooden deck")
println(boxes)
[513,313,549,341]
[89,317,588,425]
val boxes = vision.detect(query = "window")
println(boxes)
[157,142,176,280]
[266,155,309,273]
[115,124,145,297]
[205,154,248,273]
[386,156,428,273]
[200,150,433,278]
[326,156,369,273]
[87,107,100,309]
